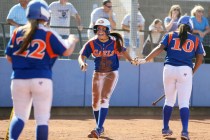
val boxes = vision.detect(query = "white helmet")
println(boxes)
[93,18,111,34]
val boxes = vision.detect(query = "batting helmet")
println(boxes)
[26,0,50,21]
[177,16,193,31]
[93,18,111,34]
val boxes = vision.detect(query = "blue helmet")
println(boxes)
[177,16,194,31]
[26,0,50,21]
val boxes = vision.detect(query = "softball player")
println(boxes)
[78,18,138,138]
[138,16,204,140]
[5,1,78,139]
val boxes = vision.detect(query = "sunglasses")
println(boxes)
[105,5,112,8]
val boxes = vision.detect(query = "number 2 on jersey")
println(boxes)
[14,37,46,59]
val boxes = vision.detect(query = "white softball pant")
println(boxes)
[92,71,119,111]
[11,78,53,125]
[163,64,193,109]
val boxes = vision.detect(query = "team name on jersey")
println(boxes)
[92,49,115,57]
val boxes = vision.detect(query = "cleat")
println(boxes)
[162,129,173,137]
[87,127,104,138]
[87,129,100,139]
[181,132,190,140]
[100,127,104,134]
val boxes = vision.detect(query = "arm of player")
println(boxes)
[78,55,88,71]
[6,55,12,63]
[63,35,78,56]
[121,51,139,66]
[138,44,165,64]
[193,54,203,74]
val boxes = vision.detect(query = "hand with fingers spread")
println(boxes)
[80,63,88,72]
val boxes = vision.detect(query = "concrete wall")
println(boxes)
[1,57,210,107]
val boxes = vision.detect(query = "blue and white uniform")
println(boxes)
[5,24,71,139]
[80,34,126,137]
[161,31,204,108]
[161,30,204,139]
[5,1,77,139]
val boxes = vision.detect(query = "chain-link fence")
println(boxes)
[1,0,210,61]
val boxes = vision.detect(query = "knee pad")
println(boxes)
[100,98,110,108]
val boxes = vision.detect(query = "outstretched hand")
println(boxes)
[80,63,88,72]
[130,57,140,66]
[67,34,79,49]
[137,58,147,64]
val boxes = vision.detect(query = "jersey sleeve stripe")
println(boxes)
[195,37,199,51]
[12,29,18,45]
[89,40,94,52]
[168,33,173,45]
[46,32,58,58]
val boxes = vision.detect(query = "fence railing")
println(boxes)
[1,22,209,63]
[0,22,156,55]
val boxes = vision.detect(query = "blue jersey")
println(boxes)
[161,32,205,68]
[80,36,126,72]
[5,24,69,79]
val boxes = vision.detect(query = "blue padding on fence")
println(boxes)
[1,57,210,107]
[139,63,165,106]
[192,64,210,106]
[111,61,139,106]
[52,59,85,106]
[83,60,94,106]
[0,58,12,106]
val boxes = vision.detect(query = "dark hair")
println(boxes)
[110,32,123,52]
[178,24,192,46]
[103,0,111,5]
[17,19,38,54]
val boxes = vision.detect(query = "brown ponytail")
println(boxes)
[17,19,38,54]
[110,32,123,52]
